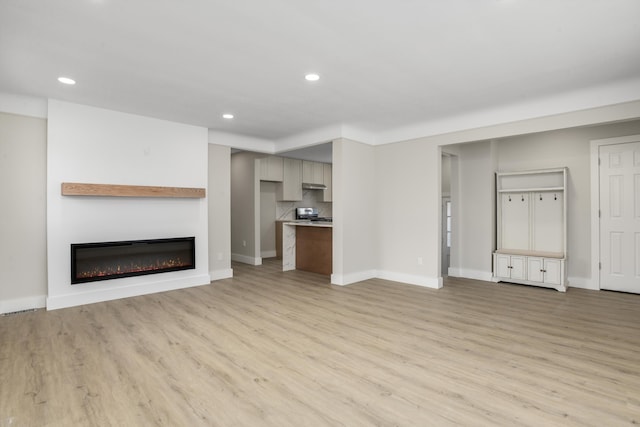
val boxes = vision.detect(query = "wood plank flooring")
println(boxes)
[1,259,639,426]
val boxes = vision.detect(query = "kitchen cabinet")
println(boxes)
[303,161,324,185]
[275,220,285,259]
[295,225,332,275]
[493,168,567,291]
[277,158,302,201]
[321,163,332,202]
[259,156,284,182]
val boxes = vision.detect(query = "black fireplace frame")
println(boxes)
[71,237,195,284]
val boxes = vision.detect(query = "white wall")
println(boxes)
[208,143,233,280]
[46,100,210,310]
[375,139,443,288]
[332,138,378,285]
[451,140,497,281]
[0,112,47,314]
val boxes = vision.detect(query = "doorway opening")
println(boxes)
[441,153,456,278]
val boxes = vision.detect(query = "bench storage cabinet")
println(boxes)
[493,168,568,292]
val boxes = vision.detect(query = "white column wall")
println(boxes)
[0,112,47,314]
[208,143,233,280]
[331,138,378,285]
[375,139,442,288]
[46,100,210,310]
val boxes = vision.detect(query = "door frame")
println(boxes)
[590,134,640,290]
[441,196,451,276]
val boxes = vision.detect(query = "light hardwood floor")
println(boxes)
[1,259,639,426]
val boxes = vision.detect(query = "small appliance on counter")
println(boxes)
[295,207,332,222]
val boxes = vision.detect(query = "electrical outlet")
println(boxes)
[417,257,423,265]
[242,240,246,247]
[217,252,223,261]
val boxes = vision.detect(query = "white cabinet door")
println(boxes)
[495,254,526,280]
[510,256,526,280]
[496,254,511,277]
[527,257,562,285]
[527,257,544,283]
[543,258,561,286]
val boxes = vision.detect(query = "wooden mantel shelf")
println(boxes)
[61,182,206,198]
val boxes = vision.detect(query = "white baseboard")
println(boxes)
[231,253,262,265]
[261,250,277,258]
[331,270,377,286]
[210,268,233,281]
[377,270,442,289]
[567,276,598,290]
[330,270,442,290]
[0,295,47,315]
[46,274,212,311]
[448,268,493,282]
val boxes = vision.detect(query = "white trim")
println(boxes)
[589,134,640,291]
[567,276,597,291]
[46,274,211,311]
[331,270,377,286]
[208,129,274,153]
[209,268,233,281]
[0,92,48,118]
[231,253,262,265]
[0,295,47,315]
[448,268,493,282]
[377,270,443,289]
[260,250,277,258]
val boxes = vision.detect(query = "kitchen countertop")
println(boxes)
[283,221,332,228]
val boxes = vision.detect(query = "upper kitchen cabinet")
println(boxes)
[321,163,332,202]
[259,156,284,182]
[277,157,302,201]
[302,161,324,185]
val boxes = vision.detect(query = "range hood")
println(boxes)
[302,182,327,190]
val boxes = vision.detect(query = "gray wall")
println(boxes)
[260,181,277,257]
[208,143,233,279]
[230,151,262,264]
[0,112,47,313]
[447,118,640,287]
[495,119,640,286]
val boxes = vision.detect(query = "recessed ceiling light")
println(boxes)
[58,76,76,85]
[222,113,234,119]
[305,73,320,82]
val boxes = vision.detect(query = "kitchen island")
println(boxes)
[282,221,332,275]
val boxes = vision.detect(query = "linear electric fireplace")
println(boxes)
[71,237,195,284]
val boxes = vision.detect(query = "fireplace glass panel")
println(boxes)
[71,237,195,284]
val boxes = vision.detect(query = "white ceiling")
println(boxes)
[2,0,640,151]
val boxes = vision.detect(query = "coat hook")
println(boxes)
[539,194,543,201]
[554,194,557,201]
[521,195,524,202]
[508,195,511,202]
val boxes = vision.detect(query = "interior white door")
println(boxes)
[599,141,640,293]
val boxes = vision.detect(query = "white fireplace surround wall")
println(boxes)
[46,100,210,310]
